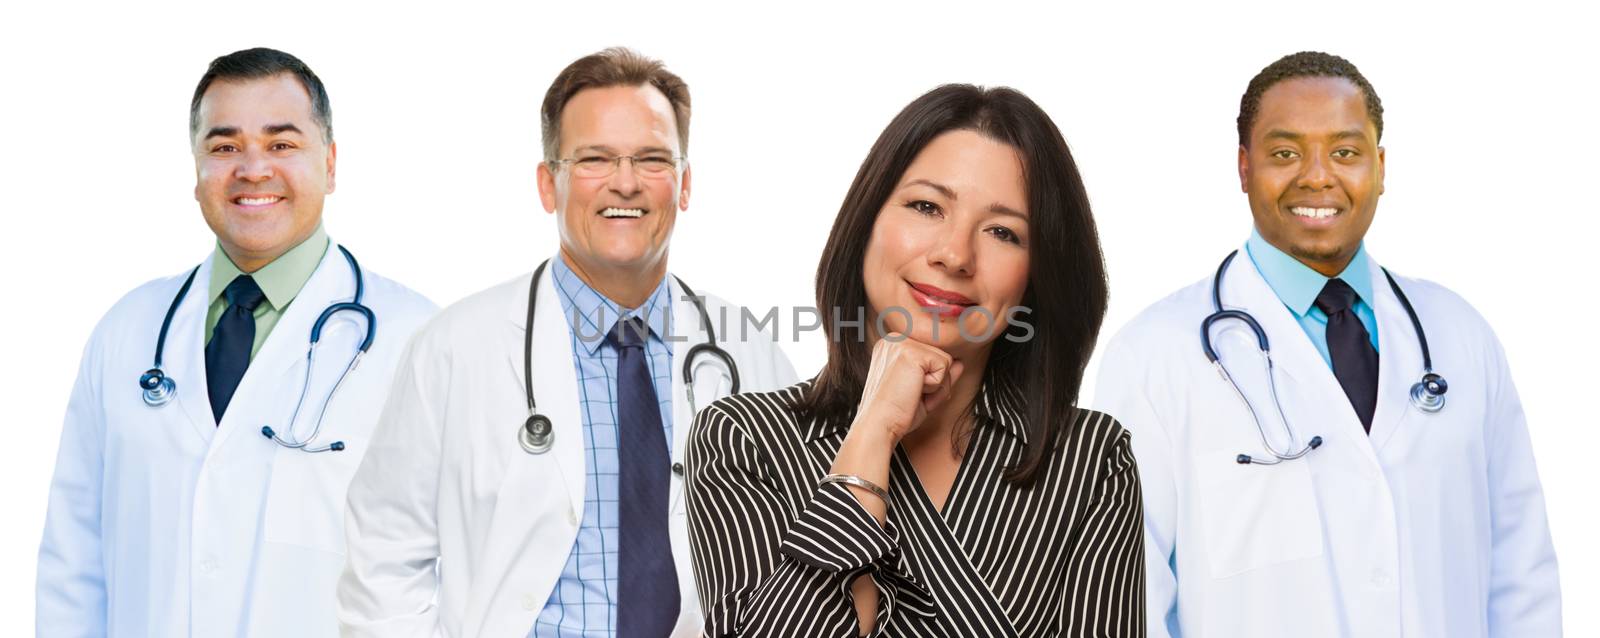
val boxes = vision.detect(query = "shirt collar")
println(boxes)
[550,255,673,356]
[803,371,1030,445]
[1245,228,1375,317]
[207,224,330,311]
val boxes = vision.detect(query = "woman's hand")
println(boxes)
[853,334,966,442]
[835,335,964,635]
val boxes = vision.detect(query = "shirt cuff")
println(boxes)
[779,481,900,572]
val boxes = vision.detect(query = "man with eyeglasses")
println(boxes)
[338,47,797,637]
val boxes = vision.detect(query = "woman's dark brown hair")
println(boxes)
[801,84,1109,486]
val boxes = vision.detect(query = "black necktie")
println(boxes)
[608,317,679,635]
[1315,278,1379,432]
[206,275,266,424]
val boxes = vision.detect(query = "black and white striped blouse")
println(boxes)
[685,379,1145,637]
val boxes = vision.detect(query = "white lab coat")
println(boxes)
[1093,246,1561,637]
[36,246,437,638]
[338,267,799,638]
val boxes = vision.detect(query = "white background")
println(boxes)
[2,0,1595,634]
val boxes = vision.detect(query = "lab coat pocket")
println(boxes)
[262,445,364,555]
[1193,445,1325,579]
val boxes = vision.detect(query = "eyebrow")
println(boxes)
[903,178,956,200]
[202,123,304,140]
[202,126,239,140]
[1263,129,1370,143]
[573,144,676,156]
[264,123,304,136]
[989,203,1028,220]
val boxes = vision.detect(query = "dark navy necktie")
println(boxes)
[1315,278,1379,432]
[607,316,679,636]
[206,275,266,424]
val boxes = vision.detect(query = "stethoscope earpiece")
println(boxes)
[140,368,176,407]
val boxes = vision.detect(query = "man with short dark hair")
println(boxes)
[35,48,436,637]
[338,47,796,637]
[1095,51,1561,636]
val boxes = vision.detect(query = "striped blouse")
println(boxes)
[685,379,1145,637]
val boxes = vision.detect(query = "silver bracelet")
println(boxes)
[821,473,890,503]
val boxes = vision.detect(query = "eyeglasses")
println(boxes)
[550,155,684,179]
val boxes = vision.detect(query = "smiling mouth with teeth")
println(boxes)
[1289,206,1339,219]
[234,196,282,206]
[600,207,646,219]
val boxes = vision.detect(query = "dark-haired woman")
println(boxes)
[685,84,1144,637]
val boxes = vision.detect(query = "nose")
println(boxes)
[927,223,975,277]
[234,147,273,183]
[1295,151,1334,191]
[607,157,642,198]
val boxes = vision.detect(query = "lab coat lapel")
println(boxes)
[465,268,587,635]
[1364,254,1423,451]
[1226,248,1382,468]
[667,278,727,507]
[503,267,587,531]
[210,246,350,453]
[173,254,220,445]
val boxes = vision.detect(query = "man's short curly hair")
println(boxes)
[1237,51,1383,148]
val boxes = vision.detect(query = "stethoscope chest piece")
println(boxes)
[140,368,176,407]
[520,413,554,455]
[1409,372,1448,413]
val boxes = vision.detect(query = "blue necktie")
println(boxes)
[1316,278,1379,432]
[206,275,266,423]
[607,316,679,635]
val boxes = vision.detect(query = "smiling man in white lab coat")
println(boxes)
[1095,51,1561,637]
[337,47,797,638]
[35,48,437,637]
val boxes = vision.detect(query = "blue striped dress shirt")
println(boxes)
[529,257,676,637]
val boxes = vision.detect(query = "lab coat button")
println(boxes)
[1371,570,1390,587]
[522,593,538,610]
[567,509,578,526]
[200,558,219,574]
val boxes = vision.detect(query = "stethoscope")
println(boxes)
[518,259,741,455]
[138,245,376,453]
[1202,250,1448,465]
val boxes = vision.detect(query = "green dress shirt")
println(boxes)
[204,225,330,359]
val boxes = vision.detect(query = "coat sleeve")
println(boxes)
[1094,335,1182,638]
[338,332,446,638]
[36,338,108,638]
[1059,425,1146,637]
[1482,329,1562,636]
[686,404,925,637]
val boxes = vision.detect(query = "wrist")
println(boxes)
[846,410,904,447]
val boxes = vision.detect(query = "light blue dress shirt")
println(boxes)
[1245,229,1380,368]
[530,258,676,637]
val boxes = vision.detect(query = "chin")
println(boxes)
[1286,241,1350,264]
[900,319,966,351]
[224,227,293,254]
[595,245,660,269]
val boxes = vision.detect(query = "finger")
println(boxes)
[923,358,966,411]
[922,373,954,413]
[916,346,954,387]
